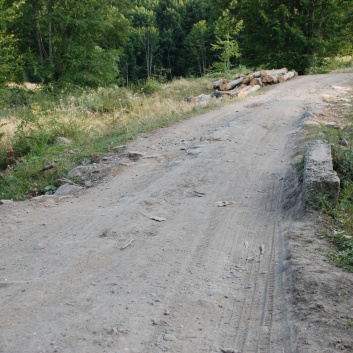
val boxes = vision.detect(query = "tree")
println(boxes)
[211,9,243,72]
[0,0,22,85]
[211,0,353,73]
[4,0,130,86]
[184,20,210,76]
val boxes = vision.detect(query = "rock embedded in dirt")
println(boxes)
[0,200,13,205]
[128,151,144,161]
[163,333,177,341]
[325,122,340,129]
[33,242,45,250]
[68,166,89,178]
[303,140,340,204]
[54,183,83,196]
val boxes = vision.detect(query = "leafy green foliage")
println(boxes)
[184,20,210,76]
[212,0,353,73]
[211,9,243,72]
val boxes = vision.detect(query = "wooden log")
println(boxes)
[260,68,287,76]
[262,74,279,84]
[207,79,222,90]
[211,87,242,99]
[279,71,295,83]
[250,77,262,86]
[242,75,252,84]
[219,77,243,91]
[240,83,248,88]
[242,71,261,84]
[237,85,261,98]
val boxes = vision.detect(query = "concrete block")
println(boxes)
[303,140,340,204]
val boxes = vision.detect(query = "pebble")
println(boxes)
[33,243,45,250]
[163,334,177,341]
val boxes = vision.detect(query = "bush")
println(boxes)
[139,79,163,95]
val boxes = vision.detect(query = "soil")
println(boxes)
[1,73,353,353]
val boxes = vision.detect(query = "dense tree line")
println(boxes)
[0,0,352,87]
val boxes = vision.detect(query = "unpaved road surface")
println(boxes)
[1,73,353,353]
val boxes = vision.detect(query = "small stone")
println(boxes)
[33,243,45,250]
[85,180,93,187]
[163,334,177,341]
[325,122,340,129]
[164,309,170,315]
[196,298,213,307]
[55,137,72,144]
[187,148,201,155]
[340,138,349,147]
[128,151,144,161]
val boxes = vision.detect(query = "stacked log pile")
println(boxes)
[185,68,297,105]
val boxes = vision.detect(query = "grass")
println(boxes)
[307,56,353,74]
[1,74,250,200]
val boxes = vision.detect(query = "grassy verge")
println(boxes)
[307,56,353,74]
[309,124,353,271]
[1,74,248,200]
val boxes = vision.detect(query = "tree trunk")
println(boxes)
[237,85,261,98]
[250,77,262,86]
[260,68,287,76]
[219,77,243,91]
[207,79,222,90]
[279,71,295,83]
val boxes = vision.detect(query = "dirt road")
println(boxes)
[1,73,353,353]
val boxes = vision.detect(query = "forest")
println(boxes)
[1,0,352,88]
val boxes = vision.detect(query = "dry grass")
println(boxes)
[1,77,213,143]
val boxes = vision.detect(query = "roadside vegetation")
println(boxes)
[308,98,353,271]
[1,73,251,200]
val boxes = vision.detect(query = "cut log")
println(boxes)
[219,77,243,91]
[240,83,248,89]
[260,68,287,76]
[211,87,242,99]
[279,71,295,83]
[242,71,261,84]
[242,75,252,84]
[207,79,222,90]
[218,79,229,91]
[250,77,262,86]
[262,74,280,84]
[237,85,261,98]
